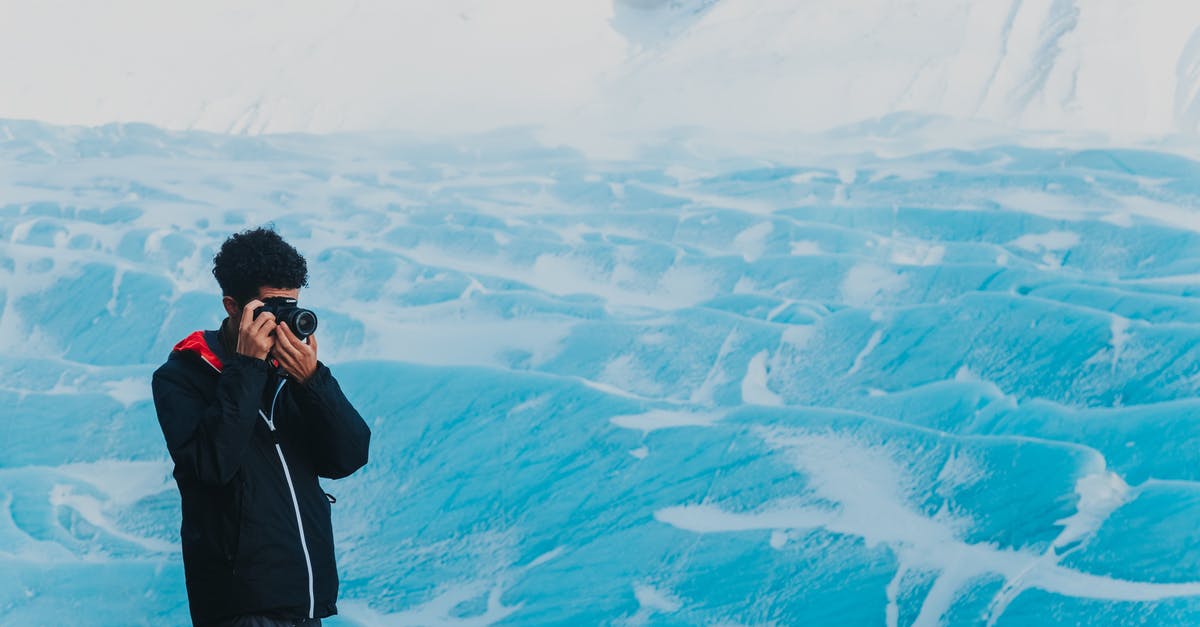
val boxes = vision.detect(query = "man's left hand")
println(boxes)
[275,322,319,384]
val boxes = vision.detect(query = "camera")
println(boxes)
[254,297,319,340]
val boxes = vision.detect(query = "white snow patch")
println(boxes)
[780,324,816,348]
[732,222,773,262]
[655,431,1200,627]
[741,350,782,406]
[633,583,682,613]
[102,377,152,408]
[769,530,789,549]
[789,240,823,256]
[841,263,907,307]
[610,409,724,434]
[340,582,521,627]
[1053,472,1130,552]
[57,459,175,506]
[1109,315,1131,372]
[847,329,884,376]
[1009,230,1080,253]
[889,241,946,266]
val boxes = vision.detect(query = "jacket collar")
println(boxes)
[172,329,228,373]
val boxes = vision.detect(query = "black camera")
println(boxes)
[254,297,319,340]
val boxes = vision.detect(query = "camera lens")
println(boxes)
[293,310,318,337]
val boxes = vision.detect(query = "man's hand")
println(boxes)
[275,322,318,384]
[236,299,276,360]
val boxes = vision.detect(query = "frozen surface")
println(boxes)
[4,1,1200,139]
[5,119,1200,624]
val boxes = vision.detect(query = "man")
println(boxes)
[152,227,371,626]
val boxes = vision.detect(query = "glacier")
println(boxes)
[5,1,1200,139]
[4,119,1200,625]
[6,1,1200,624]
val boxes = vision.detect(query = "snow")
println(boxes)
[4,123,1200,624]
[4,1,1200,144]
[6,2,1200,625]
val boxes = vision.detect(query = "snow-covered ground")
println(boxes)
[4,121,1200,624]
[5,1,1200,625]
[3,1,1200,140]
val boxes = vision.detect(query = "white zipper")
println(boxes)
[258,379,316,619]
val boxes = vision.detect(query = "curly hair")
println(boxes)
[212,227,309,304]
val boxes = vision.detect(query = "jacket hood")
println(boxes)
[172,330,226,373]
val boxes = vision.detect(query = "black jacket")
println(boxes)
[152,328,371,626]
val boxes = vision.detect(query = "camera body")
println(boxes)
[254,296,319,340]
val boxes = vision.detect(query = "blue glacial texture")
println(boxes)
[4,119,1200,625]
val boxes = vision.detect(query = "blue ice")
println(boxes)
[3,119,1200,625]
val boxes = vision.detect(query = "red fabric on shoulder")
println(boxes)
[173,331,224,373]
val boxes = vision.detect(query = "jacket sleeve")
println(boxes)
[152,355,271,486]
[292,362,371,479]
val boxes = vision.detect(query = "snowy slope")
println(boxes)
[0,0,625,135]
[606,0,1200,137]
[7,2,1200,625]
[6,121,1200,625]
[3,1,1200,139]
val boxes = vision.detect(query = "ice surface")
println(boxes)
[5,2,1200,142]
[5,119,1200,625]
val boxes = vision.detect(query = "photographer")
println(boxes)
[152,227,371,626]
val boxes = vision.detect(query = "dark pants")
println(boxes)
[208,616,322,627]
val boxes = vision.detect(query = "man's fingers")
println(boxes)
[274,327,302,357]
[273,349,296,368]
[279,323,314,354]
[252,311,276,335]
[240,299,265,330]
[308,333,317,351]
[277,322,300,347]
[273,345,309,376]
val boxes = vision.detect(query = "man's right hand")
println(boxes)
[236,299,276,360]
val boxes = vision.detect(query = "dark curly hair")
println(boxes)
[212,227,309,304]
